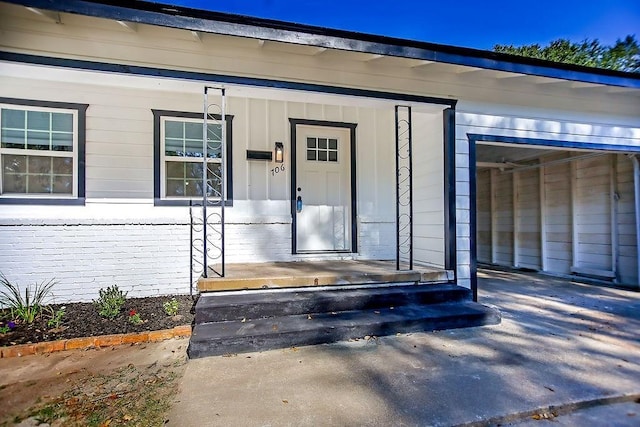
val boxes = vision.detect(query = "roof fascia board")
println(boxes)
[468,133,640,153]
[6,0,640,89]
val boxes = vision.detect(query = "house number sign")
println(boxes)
[271,165,285,176]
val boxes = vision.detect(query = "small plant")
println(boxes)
[0,321,15,334]
[94,285,127,319]
[128,309,143,325]
[0,273,56,324]
[163,298,180,316]
[46,306,66,328]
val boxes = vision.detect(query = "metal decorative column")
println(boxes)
[189,86,226,294]
[395,105,413,270]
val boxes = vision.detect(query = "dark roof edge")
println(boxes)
[6,0,640,89]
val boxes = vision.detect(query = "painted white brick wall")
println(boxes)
[0,222,191,303]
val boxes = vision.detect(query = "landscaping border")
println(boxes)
[0,325,192,358]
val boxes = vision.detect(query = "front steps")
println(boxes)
[188,284,501,359]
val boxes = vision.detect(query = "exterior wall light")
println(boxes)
[274,142,284,163]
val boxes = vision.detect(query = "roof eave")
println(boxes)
[6,0,640,89]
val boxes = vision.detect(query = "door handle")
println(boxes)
[296,195,303,212]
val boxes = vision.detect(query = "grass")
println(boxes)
[8,359,186,426]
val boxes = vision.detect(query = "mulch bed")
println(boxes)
[0,295,196,347]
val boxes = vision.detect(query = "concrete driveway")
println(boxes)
[167,269,640,426]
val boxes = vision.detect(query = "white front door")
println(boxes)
[295,125,352,252]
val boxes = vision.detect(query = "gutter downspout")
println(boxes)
[629,154,640,288]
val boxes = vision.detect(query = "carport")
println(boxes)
[470,134,640,288]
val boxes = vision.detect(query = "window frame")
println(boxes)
[152,110,233,206]
[0,97,88,205]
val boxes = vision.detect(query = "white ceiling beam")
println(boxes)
[409,60,435,69]
[477,162,518,169]
[116,20,138,32]
[26,7,61,24]
[363,54,385,63]
[607,86,637,94]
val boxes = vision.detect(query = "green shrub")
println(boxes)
[94,285,127,319]
[163,298,180,316]
[46,306,66,328]
[0,273,56,324]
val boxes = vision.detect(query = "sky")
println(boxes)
[152,0,640,51]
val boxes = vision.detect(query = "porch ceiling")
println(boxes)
[0,61,448,113]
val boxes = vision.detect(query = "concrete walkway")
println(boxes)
[168,269,640,426]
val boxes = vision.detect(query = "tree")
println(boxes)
[494,35,640,73]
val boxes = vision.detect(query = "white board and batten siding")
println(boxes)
[463,104,640,286]
[412,112,445,269]
[0,72,447,301]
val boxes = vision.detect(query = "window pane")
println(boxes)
[2,172,26,193]
[28,156,51,174]
[3,154,27,174]
[184,122,202,140]
[207,163,222,197]
[27,174,51,193]
[1,107,77,197]
[166,161,184,179]
[207,123,222,141]
[318,151,327,161]
[166,179,185,197]
[184,139,204,158]
[184,162,203,179]
[52,175,72,194]
[306,150,316,161]
[1,129,25,148]
[328,139,338,149]
[207,141,222,159]
[52,157,73,175]
[51,113,73,132]
[328,151,338,162]
[2,109,25,129]
[306,138,316,149]
[185,179,202,197]
[26,131,50,150]
[165,138,183,156]
[164,161,221,198]
[318,138,327,149]
[52,132,73,151]
[165,121,183,139]
[27,111,50,131]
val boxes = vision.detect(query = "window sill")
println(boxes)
[154,198,233,207]
[0,197,85,206]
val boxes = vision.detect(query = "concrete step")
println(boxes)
[195,283,470,324]
[187,301,501,358]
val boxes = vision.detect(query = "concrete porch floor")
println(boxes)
[198,260,454,292]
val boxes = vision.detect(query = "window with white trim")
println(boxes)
[153,110,233,205]
[0,102,82,199]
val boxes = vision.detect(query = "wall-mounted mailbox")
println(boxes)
[246,150,273,161]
